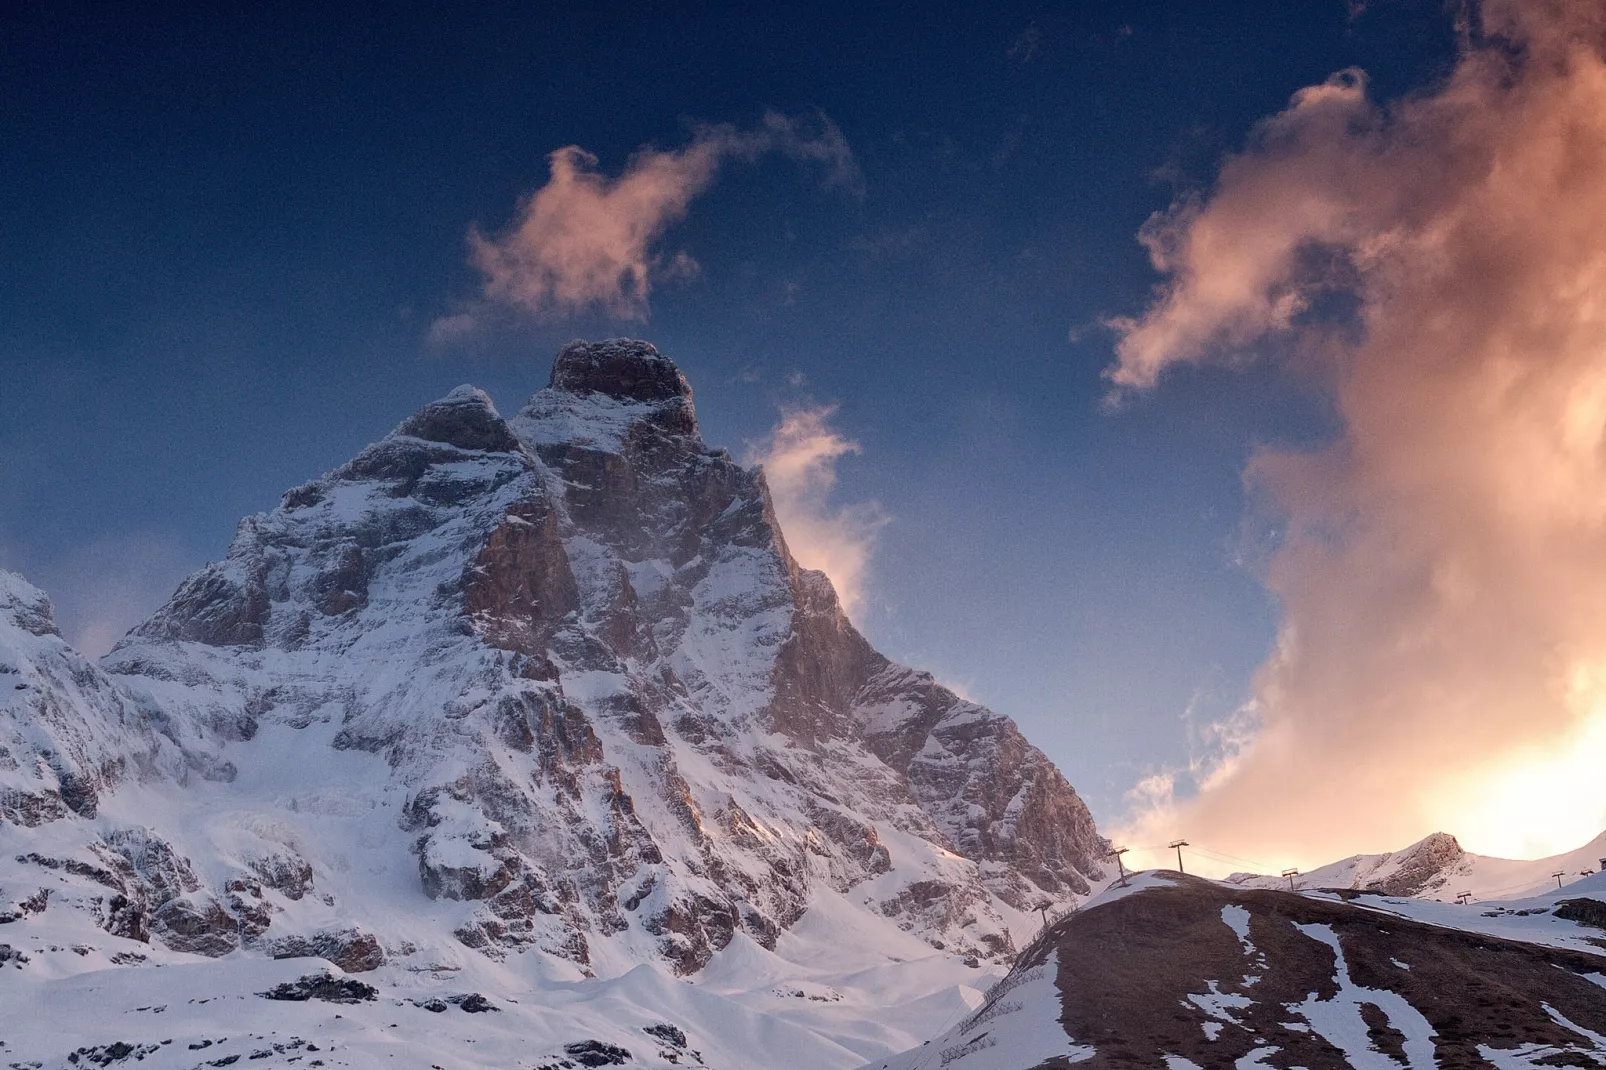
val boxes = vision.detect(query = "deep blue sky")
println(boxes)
[0,1,1458,822]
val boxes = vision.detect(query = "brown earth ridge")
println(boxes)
[1002,875,1606,1069]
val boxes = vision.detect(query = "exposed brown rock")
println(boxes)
[224,878,276,939]
[1363,832,1466,897]
[464,500,581,655]
[1554,897,1606,929]
[153,895,239,957]
[1021,875,1606,1069]
[248,851,314,901]
[643,893,739,974]
[136,557,271,648]
[766,569,877,746]
[550,339,695,412]
[310,542,369,616]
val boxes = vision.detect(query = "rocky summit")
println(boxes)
[0,339,1108,1068]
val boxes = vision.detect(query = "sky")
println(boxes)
[11,0,1600,872]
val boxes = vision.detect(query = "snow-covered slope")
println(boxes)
[874,872,1606,1069]
[1232,830,1606,901]
[1,339,1110,1069]
[0,886,1003,1070]
[0,572,186,827]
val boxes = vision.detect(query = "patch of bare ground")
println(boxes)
[1017,875,1606,1069]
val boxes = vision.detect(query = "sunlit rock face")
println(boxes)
[1231,831,1474,899]
[13,339,1107,976]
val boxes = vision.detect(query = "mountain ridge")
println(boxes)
[1231,829,1606,901]
[875,870,1606,1069]
[2,340,1105,1053]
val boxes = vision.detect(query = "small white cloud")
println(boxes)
[1008,25,1041,63]
[746,404,887,620]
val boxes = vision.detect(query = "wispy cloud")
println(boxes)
[1,532,198,658]
[746,404,887,621]
[431,112,858,339]
[1111,0,1606,866]
[1008,25,1041,63]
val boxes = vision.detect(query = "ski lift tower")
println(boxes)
[1107,846,1130,887]
[1168,839,1189,875]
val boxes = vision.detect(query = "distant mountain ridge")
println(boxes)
[1231,830,1606,901]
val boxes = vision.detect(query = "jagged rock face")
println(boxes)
[1233,831,1473,899]
[31,339,1105,977]
[855,662,1106,904]
[1363,832,1466,897]
[0,573,175,826]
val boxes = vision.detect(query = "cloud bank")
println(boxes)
[1114,0,1606,866]
[433,113,856,338]
[747,404,886,621]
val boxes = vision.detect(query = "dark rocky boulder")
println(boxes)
[267,928,385,972]
[259,973,378,1003]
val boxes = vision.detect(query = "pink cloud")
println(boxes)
[1113,0,1606,867]
[432,113,856,336]
[746,404,886,621]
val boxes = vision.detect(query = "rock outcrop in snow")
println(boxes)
[0,572,177,826]
[3,339,1107,985]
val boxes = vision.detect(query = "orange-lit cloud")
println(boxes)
[432,113,856,337]
[1114,0,1606,869]
[746,404,886,621]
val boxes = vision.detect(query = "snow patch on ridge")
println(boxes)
[864,950,1093,1070]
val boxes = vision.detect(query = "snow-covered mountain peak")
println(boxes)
[1,569,175,827]
[1229,832,1468,898]
[1236,828,1606,902]
[0,568,61,638]
[4,341,1108,1069]
[516,338,701,450]
[392,383,520,454]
